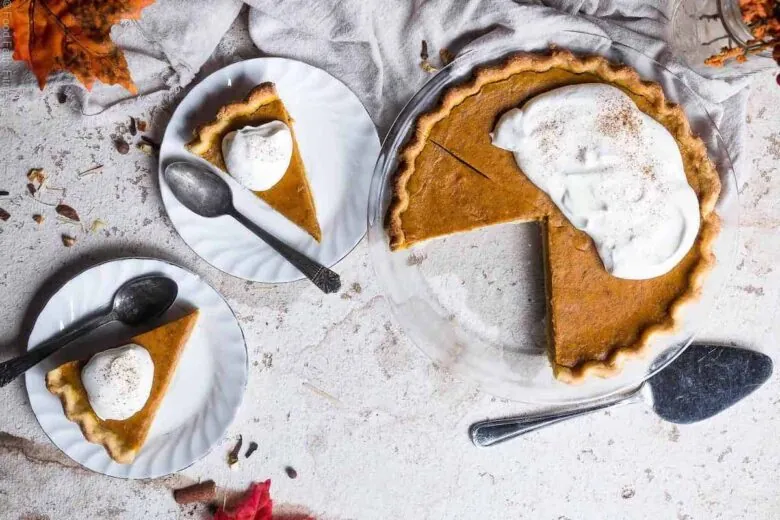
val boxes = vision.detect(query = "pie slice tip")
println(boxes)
[45,309,200,464]
[186,82,322,242]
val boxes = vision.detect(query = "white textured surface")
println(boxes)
[0,11,779,520]
[26,259,247,478]
[159,57,380,283]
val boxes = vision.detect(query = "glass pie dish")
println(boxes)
[366,31,739,404]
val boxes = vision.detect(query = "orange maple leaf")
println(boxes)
[0,0,155,93]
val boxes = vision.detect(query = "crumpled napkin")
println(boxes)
[244,0,751,182]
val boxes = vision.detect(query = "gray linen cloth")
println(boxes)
[244,0,750,182]
[0,0,751,180]
[0,0,243,114]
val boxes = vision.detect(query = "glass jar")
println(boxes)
[671,0,776,77]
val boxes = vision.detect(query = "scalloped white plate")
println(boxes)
[25,258,247,479]
[159,58,380,283]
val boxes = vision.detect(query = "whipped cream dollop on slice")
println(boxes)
[221,121,293,191]
[81,344,154,421]
[491,83,700,280]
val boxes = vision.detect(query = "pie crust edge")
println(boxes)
[44,310,200,464]
[185,82,280,158]
[386,48,722,383]
[184,82,323,243]
[46,364,138,464]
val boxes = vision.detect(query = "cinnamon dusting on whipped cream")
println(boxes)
[491,83,700,280]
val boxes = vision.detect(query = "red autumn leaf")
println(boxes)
[0,0,155,93]
[213,480,273,520]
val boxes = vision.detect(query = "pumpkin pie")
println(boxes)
[388,50,721,383]
[187,83,321,242]
[45,310,199,463]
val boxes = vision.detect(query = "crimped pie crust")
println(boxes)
[186,82,322,242]
[186,83,279,158]
[45,311,199,464]
[387,49,721,383]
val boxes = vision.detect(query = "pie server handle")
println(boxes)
[469,389,643,447]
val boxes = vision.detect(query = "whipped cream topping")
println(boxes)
[491,83,700,280]
[221,121,293,191]
[81,344,154,421]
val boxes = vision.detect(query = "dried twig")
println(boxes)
[77,164,103,178]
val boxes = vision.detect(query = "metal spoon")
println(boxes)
[164,162,341,294]
[0,275,178,387]
[470,344,773,447]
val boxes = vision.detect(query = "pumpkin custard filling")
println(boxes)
[46,311,200,463]
[387,50,721,383]
[187,82,322,242]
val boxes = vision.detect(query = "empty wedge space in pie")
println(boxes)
[387,49,721,383]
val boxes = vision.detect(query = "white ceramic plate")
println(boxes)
[159,58,380,283]
[25,258,247,479]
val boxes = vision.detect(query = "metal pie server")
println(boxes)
[470,344,773,447]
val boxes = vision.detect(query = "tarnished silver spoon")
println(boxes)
[164,161,341,294]
[0,275,178,387]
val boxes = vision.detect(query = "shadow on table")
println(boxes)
[0,242,189,362]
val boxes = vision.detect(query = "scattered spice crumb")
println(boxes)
[90,219,106,233]
[55,204,80,222]
[140,135,160,151]
[137,119,148,132]
[173,480,216,505]
[137,142,155,156]
[420,60,438,73]
[61,234,76,247]
[33,214,44,224]
[129,117,137,136]
[351,282,362,294]
[0,190,8,197]
[114,138,130,155]
[245,441,259,459]
[621,487,635,499]
[419,40,439,72]
[440,48,454,65]
[228,435,243,467]
[56,91,67,104]
[27,168,46,185]
[26,183,37,196]
[0,208,9,221]
[284,466,298,479]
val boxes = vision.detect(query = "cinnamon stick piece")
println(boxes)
[173,480,217,504]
